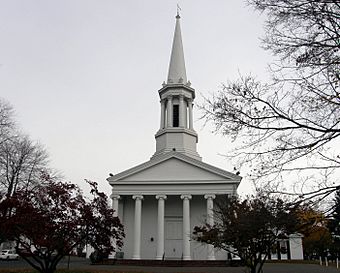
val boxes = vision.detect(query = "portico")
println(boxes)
[111,193,218,260]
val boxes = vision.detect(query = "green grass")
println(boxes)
[265,259,319,264]
[3,268,214,273]
[0,270,36,273]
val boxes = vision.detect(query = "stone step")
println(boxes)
[95,259,243,267]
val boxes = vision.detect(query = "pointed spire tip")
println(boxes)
[167,8,187,85]
[176,4,181,19]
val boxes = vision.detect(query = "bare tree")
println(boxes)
[0,99,57,247]
[0,98,53,197]
[201,0,340,196]
[0,99,15,145]
[0,135,49,197]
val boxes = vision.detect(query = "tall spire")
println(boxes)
[153,13,200,161]
[167,13,187,84]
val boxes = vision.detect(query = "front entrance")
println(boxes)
[165,217,182,259]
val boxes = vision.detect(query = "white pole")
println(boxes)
[336,257,338,269]
[109,194,120,259]
[204,194,216,260]
[156,195,166,260]
[319,256,322,266]
[325,256,328,267]
[181,194,192,260]
[132,195,143,259]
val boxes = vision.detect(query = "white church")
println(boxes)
[107,14,303,261]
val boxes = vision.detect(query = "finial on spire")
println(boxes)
[176,4,181,18]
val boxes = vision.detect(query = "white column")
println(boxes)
[179,95,185,127]
[181,194,192,260]
[132,195,143,259]
[156,195,167,260]
[204,194,216,260]
[160,100,165,129]
[188,99,193,130]
[184,100,188,128]
[109,194,121,259]
[167,96,173,127]
[111,194,121,217]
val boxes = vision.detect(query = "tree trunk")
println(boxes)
[250,265,257,273]
[44,266,56,273]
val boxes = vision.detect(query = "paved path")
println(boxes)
[1,258,339,273]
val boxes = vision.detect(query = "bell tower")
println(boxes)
[152,13,201,161]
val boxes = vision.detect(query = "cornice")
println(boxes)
[155,127,198,138]
[158,83,195,99]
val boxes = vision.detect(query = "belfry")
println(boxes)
[108,14,241,260]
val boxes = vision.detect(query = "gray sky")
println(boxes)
[0,0,273,195]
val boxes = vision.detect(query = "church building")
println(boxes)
[107,13,241,261]
[107,14,303,261]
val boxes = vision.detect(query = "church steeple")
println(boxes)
[167,14,187,85]
[152,14,201,161]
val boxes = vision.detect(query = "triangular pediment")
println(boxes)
[108,152,241,183]
[122,157,228,181]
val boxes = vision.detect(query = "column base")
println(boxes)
[155,255,163,260]
[207,245,215,260]
[182,255,191,260]
[132,255,141,260]
[108,253,116,259]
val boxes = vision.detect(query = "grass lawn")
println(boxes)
[0,270,144,273]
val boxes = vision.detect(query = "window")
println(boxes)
[173,105,179,127]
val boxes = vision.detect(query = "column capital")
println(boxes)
[156,195,167,200]
[132,195,144,200]
[167,95,173,101]
[204,194,216,200]
[180,194,192,200]
[110,194,121,200]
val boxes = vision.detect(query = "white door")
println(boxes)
[165,218,182,259]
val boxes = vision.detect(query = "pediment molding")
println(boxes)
[107,151,242,184]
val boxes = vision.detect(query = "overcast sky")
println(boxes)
[0,0,274,195]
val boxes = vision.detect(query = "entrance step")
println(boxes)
[96,259,243,267]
